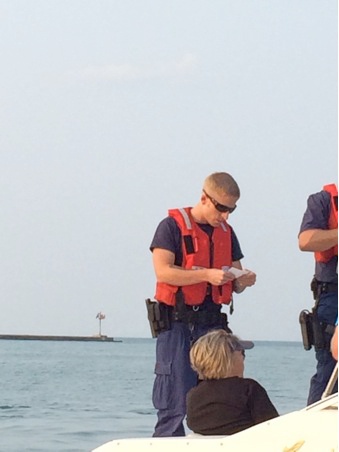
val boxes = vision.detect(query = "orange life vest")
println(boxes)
[315,184,338,263]
[154,207,233,306]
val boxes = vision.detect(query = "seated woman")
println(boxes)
[186,329,279,435]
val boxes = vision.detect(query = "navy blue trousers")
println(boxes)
[307,292,338,405]
[152,322,221,437]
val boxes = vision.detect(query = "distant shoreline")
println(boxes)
[0,334,122,343]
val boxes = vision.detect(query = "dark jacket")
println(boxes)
[186,377,279,435]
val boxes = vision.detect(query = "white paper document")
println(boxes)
[222,266,249,278]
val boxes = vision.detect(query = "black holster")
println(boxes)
[300,276,337,351]
[299,309,334,351]
[145,299,171,338]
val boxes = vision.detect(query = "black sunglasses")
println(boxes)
[203,189,237,214]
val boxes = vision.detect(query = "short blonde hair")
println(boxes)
[204,172,240,198]
[190,329,242,380]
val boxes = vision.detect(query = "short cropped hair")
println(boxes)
[204,172,240,198]
[190,329,241,380]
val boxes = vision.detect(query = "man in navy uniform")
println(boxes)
[299,184,338,404]
[149,172,256,436]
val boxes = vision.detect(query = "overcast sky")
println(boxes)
[0,0,337,341]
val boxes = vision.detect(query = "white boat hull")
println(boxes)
[92,393,338,452]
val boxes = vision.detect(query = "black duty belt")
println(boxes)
[317,282,338,295]
[172,308,223,326]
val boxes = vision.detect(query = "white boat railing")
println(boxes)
[321,363,338,400]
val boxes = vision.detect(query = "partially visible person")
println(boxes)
[298,183,338,405]
[186,329,278,435]
[331,324,338,361]
[149,172,257,437]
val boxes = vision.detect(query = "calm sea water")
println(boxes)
[0,338,315,452]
